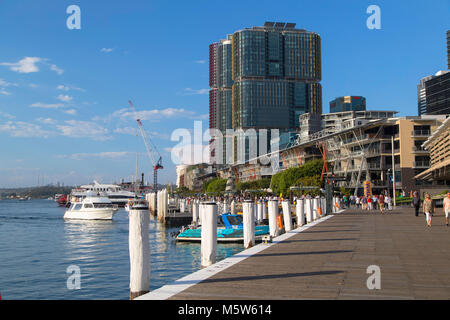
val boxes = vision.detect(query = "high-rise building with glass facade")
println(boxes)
[209,22,322,164]
[329,96,366,113]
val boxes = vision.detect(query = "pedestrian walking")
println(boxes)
[443,192,450,227]
[423,193,435,227]
[412,191,421,217]
[378,194,385,214]
[367,196,372,210]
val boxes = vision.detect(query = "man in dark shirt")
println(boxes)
[412,191,421,217]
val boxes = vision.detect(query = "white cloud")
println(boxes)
[30,102,65,109]
[57,84,85,92]
[114,126,138,135]
[57,120,112,141]
[180,88,209,95]
[0,78,16,95]
[57,85,70,91]
[57,94,73,102]
[0,57,42,73]
[0,121,53,138]
[36,117,57,124]
[49,64,64,75]
[194,60,206,64]
[0,111,16,119]
[62,151,132,161]
[101,48,114,53]
[63,109,77,115]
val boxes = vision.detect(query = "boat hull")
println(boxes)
[176,225,270,243]
[63,209,118,220]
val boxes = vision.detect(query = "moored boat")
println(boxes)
[64,195,118,220]
[176,213,270,243]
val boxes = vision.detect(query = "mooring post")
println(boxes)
[192,200,199,226]
[256,201,263,224]
[268,200,279,237]
[306,198,313,223]
[200,202,217,267]
[296,198,305,227]
[129,206,150,300]
[230,200,236,214]
[282,200,293,232]
[312,197,319,220]
[263,201,268,220]
[243,200,255,249]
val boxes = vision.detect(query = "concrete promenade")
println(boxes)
[140,207,450,300]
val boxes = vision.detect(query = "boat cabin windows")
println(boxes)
[83,204,94,209]
[93,203,114,208]
[226,215,242,226]
[72,204,82,211]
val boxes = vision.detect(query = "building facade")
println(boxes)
[209,22,323,165]
[424,70,450,115]
[329,96,366,113]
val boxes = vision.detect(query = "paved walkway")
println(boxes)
[144,207,450,300]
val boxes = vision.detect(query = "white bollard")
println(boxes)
[268,200,279,237]
[223,199,229,214]
[296,199,305,227]
[263,201,268,220]
[230,200,236,215]
[306,198,313,223]
[129,206,150,300]
[200,202,217,267]
[257,202,263,224]
[243,200,255,249]
[192,201,199,226]
[282,200,293,232]
[312,198,319,220]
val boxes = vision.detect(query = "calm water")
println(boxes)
[0,199,243,300]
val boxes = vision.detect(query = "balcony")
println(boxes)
[412,146,429,154]
[411,130,431,137]
[413,161,430,168]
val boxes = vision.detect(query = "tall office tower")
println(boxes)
[447,30,449,69]
[418,75,433,116]
[329,96,366,113]
[224,22,321,163]
[209,22,322,164]
[209,35,233,165]
[424,70,450,115]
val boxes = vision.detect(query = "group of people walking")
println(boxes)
[339,193,392,213]
[412,191,450,227]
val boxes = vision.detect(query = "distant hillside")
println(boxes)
[0,186,73,199]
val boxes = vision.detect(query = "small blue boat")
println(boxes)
[176,213,270,243]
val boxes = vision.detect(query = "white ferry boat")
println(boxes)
[70,181,136,207]
[64,195,118,220]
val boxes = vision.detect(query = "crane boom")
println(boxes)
[128,100,163,191]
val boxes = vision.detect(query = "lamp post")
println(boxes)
[391,136,396,208]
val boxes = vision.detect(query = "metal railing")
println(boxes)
[411,130,430,137]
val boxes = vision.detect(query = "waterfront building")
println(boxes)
[418,75,434,116]
[209,22,322,165]
[415,116,450,185]
[447,30,449,69]
[424,70,450,115]
[329,96,366,113]
[223,114,446,195]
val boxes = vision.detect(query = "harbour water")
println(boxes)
[0,200,243,300]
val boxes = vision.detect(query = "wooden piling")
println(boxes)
[201,202,217,267]
[129,207,150,300]
[243,200,255,249]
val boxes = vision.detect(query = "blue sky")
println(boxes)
[0,0,448,187]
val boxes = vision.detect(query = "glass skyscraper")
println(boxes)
[329,96,366,113]
[209,22,322,164]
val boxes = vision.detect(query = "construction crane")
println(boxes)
[128,100,163,192]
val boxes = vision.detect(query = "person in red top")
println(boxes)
[378,194,385,214]
[367,196,373,210]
